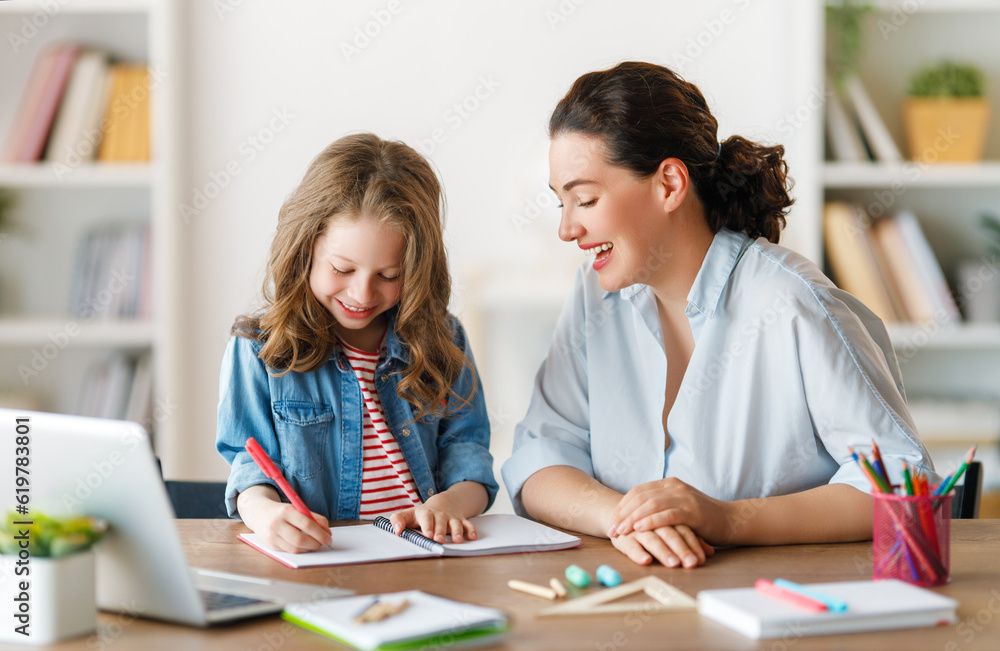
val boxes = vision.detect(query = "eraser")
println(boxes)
[596,564,621,587]
[565,564,591,588]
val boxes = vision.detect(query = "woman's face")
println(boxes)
[549,133,667,293]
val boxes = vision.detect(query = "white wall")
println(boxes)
[172,0,822,499]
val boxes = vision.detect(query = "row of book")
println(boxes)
[824,202,961,324]
[826,73,903,163]
[77,352,153,428]
[2,43,150,164]
[69,221,152,319]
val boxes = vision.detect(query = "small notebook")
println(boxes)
[240,513,581,569]
[697,579,958,639]
[283,590,510,651]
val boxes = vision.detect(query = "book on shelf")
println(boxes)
[45,49,111,166]
[823,202,903,323]
[77,351,152,426]
[824,202,960,325]
[98,64,151,163]
[68,221,151,320]
[842,74,903,163]
[825,76,868,162]
[2,44,149,166]
[2,44,80,163]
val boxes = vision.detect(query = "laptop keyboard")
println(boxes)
[199,589,270,612]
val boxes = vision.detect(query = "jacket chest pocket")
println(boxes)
[272,400,334,480]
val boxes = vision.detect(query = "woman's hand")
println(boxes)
[389,493,478,544]
[610,524,714,568]
[608,477,735,547]
[237,484,332,553]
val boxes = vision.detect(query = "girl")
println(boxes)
[501,62,936,569]
[217,133,498,554]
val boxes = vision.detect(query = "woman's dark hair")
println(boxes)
[549,61,793,243]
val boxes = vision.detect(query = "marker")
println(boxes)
[772,579,848,613]
[754,579,828,613]
[245,437,322,527]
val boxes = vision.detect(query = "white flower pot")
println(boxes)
[0,550,97,645]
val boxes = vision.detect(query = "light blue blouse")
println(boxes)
[501,228,936,515]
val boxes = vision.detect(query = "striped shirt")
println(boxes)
[341,341,422,519]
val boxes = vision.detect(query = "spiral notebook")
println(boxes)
[239,514,581,569]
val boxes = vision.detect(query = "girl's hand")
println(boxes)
[608,477,734,547]
[389,493,478,544]
[237,485,332,553]
[610,524,714,568]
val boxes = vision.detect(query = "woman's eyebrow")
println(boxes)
[549,179,598,193]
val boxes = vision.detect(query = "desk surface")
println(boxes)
[47,519,1000,650]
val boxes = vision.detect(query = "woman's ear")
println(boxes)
[655,158,690,212]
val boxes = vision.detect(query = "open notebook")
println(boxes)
[240,513,581,569]
[697,579,958,639]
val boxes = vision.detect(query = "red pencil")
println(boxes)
[245,437,322,526]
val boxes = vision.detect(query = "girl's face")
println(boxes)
[310,217,405,350]
[548,133,667,293]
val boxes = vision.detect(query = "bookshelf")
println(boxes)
[821,1,1000,484]
[0,0,178,465]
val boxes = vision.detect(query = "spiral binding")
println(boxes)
[373,516,441,552]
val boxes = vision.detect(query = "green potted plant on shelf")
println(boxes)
[825,0,872,84]
[0,511,108,644]
[905,60,990,163]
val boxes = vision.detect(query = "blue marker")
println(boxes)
[773,579,848,613]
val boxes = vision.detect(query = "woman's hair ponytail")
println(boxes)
[549,61,794,243]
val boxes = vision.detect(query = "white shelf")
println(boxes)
[0,318,154,347]
[888,323,1000,351]
[0,0,150,14]
[823,162,1000,188]
[0,164,151,188]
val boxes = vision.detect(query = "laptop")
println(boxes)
[2,408,351,626]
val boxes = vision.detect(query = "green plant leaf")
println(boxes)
[909,60,985,98]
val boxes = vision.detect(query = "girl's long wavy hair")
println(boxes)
[232,133,474,419]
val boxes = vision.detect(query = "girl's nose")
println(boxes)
[350,276,376,304]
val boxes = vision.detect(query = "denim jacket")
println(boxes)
[216,310,498,520]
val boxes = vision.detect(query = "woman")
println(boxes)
[501,62,935,569]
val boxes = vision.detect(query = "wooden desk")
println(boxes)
[47,520,1000,650]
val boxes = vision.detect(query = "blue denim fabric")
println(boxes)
[217,311,497,520]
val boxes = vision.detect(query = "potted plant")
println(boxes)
[0,512,107,644]
[905,60,990,163]
[825,0,872,84]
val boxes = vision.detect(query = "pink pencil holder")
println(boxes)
[873,489,952,587]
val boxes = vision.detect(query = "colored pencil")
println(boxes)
[934,445,978,497]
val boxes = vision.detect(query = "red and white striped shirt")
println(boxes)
[341,341,422,519]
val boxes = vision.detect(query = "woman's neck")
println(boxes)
[647,206,716,314]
